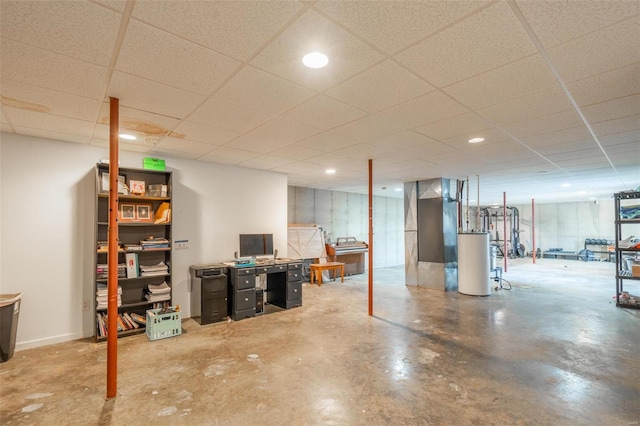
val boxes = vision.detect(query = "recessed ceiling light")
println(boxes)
[119,133,136,140]
[561,183,572,188]
[325,168,336,174]
[302,52,329,69]
[395,188,402,192]
[468,137,484,144]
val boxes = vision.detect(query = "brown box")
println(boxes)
[632,264,640,277]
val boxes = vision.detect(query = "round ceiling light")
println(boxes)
[468,137,485,144]
[303,52,329,69]
[325,168,336,174]
[119,133,137,140]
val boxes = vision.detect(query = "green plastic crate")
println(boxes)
[146,307,181,341]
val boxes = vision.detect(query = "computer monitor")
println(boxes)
[239,234,274,258]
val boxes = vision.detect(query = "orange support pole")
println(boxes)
[503,191,508,273]
[532,198,536,264]
[368,159,373,316]
[107,97,119,398]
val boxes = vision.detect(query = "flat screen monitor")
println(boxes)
[239,234,274,257]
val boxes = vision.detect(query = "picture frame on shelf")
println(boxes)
[129,180,146,196]
[136,204,152,222]
[101,173,128,195]
[119,204,136,221]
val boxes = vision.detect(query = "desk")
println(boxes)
[310,262,345,286]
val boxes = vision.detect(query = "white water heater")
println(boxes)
[458,232,491,296]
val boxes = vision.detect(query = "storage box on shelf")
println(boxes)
[94,163,173,341]
[614,191,640,309]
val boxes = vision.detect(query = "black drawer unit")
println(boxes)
[189,265,228,325]
[286,262,302,309]
[231,267,256,290]
[234,288,256,312]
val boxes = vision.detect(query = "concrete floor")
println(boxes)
[1,258,639,425]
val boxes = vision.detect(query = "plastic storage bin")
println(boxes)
[146,307,182,341]
[0,293,22,362]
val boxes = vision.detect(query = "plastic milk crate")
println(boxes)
[146,307,182,341]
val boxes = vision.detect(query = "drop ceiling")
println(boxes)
[1,0,639,204]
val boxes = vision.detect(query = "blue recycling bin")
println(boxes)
[0,293,22,363]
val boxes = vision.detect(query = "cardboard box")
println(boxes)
[632,264,640,277]
[143,158,165,171]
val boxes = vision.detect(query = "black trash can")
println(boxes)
[0,293,22,363]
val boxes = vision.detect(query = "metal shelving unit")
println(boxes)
[614,191,640,309]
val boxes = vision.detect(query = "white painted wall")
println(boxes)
[287,186,404,268]
[1,133,287,351]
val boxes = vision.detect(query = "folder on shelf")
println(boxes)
[126,253,139,278]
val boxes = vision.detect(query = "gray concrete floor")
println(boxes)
[1,258,639,425]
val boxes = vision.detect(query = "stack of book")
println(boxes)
[140,261,169,277]
[96,312,146,337]
[96,264,126,279]
[140,238,170,250]
[145,281,171,303]
[96,283,122,310]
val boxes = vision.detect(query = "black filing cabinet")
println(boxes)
[189,265,228,325]
[230,267,256,320]
[286,262,303,309]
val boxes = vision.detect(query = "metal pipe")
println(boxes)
[532,198,536,264]
[368,159,373,316]
[476,175,480,231]
[503,191,508,273]
[465,176,469,231]
[107,97,119,398]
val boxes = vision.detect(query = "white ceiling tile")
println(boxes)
[247,117,321,144]
[91,1,127,13]
[198,146,260,165]
[0,80,100,121]
[268,145,323,161]
[172,121,239,146]
[305,152,361,167]
[151,137,215,159]
[238,155,294,170]
[213,66,316,116]
[6,108,93,137]
[316,0,487,55]
[13,126,91,145]
[368,131,437,150]
[379,91,468,129]
[330,115,405,143]
[224,134,291,155]
[0,109,6,123]
[1,1,121,66]
[280,95,367,130]
[462,143,528,158]
[567,64,640,107]
[581,95,640,124]
[293,132,359,152]
[476,86,574,127]
[502,110,584,139]
[444,54,558,110]
[440,128,512,150]
[516,0,640,48]
[602,141,640,156]
[333,142,394,160]
[547,15,640,83]
[132,0,302,61]
[520,126,591,148]
[547,148,604,162]
[189,98,272,134]
[116,20,241,94]
[272,161,324,174]
[250,10,385,92]
[89,136,153,153]
[599,130,640,146]
[592,115,640,138]
[396,2,536,87]
[0,38,108,99]
[324,60,433,113]
[108,71,204,119]
[536,138,599,155]
[413,112,490,141]
[396,140,459,159]
[95,102,182,141]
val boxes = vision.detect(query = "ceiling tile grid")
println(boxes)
[0,0,638,203]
